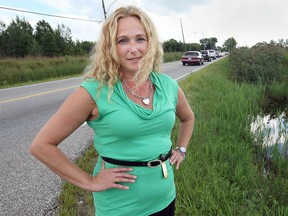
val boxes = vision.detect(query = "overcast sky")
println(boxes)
[1,0,287,48]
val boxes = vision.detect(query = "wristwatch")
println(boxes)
[176,146,186,158]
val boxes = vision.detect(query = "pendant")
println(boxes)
[142,98,150,105]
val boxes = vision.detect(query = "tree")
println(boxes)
[5,16,34,57]
[277,39,288,48]
[42,31,57,56]
[81,41,94,54]
[200,37,218,50]
[0,16,97,57]
[209,37,218,50]
[186,43,201,51]
[28,38,42,56]
[223,37,237,52]
[54,24,75,56]
[163,39,179,52]
[0,21,7,57]
[162,39,191,52]
[75,40,94,55]
[35,20,54,46]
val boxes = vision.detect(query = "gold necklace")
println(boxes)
[121,79,153,106]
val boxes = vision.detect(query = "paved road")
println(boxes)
[0,59,217,215]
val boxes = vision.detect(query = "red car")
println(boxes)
[181,51,204,66]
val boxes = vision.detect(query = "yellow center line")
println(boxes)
[0,85,78,104]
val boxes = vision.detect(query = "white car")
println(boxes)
[208,49,216,60]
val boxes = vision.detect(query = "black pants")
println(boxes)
[149,199,175,216]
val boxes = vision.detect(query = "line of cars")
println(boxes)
[180,49,225,66]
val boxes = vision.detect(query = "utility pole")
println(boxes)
[202,32,206,50]
[101,0,107,20]
[180,19,186,51]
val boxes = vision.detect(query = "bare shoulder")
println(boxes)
[77,87,99,120]
[47,86,98,127]
[65,86,98,120]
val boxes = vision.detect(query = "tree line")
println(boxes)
[162,37,238,53]
[0,16,239,58]
[0,16,94,57]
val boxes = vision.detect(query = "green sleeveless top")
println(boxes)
[81,72,178,216]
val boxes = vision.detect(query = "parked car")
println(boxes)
[181,51,204,66]
[215,51,222,58]
[208,49,217,60]
[200,50,211,61]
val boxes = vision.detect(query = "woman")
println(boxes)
[30,6,194,216]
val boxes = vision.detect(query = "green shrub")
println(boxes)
[229,44,288,85]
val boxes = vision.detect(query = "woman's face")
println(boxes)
[116,16,148,76]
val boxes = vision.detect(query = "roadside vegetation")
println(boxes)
[0,52,184,89]
[175,57,287,215]
[57,43,288,215]
[0,16,226,59]
[229,41,288,113]
[0,56,88,88]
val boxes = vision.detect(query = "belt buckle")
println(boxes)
[147,159,162,168]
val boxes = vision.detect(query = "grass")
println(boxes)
[57,57,288,215]
[58,140,97,216]
[0,56,88,88]
[173,59,262,215]
[0,52,183,89]
[163,52,183,62]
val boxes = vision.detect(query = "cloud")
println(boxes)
[139,0,211,14]
[1,0,287,47]
[142,0,288,47]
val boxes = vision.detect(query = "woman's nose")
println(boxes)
[129,41,137,53]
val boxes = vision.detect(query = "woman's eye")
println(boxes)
[118,39,128,44]
[137,37,146,42]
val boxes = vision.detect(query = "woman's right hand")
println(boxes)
[88,161,137,192]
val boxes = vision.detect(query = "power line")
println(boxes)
[0,6,103,23]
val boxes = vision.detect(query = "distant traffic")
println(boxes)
[181,49,229,66]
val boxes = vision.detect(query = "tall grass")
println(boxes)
[0,56,88,88]
[175,59,259,215]
[228,42,288,116]
[174,58,288,215]
[229,44,288,85]
[163,52,183,63]
[57,58,288,215]
[0,53,182,88]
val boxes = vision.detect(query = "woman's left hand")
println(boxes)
[169,149,185,170]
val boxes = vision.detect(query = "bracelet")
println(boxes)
[176,148,186,159]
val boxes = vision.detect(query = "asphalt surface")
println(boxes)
[0,60,217,215]
[0,77,95,215]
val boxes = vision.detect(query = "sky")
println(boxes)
[0,0,287,48]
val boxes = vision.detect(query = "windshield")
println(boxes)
[185,52,198,56]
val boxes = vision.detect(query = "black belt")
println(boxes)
[101,148,172,168]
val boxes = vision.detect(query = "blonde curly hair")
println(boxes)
[84,6,163,95]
